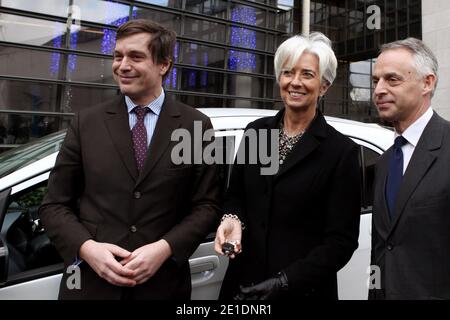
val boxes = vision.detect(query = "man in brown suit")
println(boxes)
[39,19,220,299]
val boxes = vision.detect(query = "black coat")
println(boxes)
[220,109,361,300]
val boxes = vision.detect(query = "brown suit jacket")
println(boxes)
[39,95,220,299]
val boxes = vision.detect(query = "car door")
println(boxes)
[337,139,383,300]
[189,130,240,299]
[0,174,63,300]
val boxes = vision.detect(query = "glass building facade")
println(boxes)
[0,0,422,151]
[0,0,297,151]
[311,0,422,122]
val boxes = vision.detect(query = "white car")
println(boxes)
[0,108,393,300]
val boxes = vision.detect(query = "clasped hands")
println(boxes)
[79,239,171,287]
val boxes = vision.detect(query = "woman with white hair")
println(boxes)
[214,32,362,300]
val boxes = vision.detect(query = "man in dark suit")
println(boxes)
[370,38,450,299]
[39,19,220,299]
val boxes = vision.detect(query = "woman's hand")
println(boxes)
[214,217,242,258]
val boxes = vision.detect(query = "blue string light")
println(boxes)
[229,6,256,72]
[200,51,208,87]
[50,25,63,76]
[165,42,178,88]
[68,30,78,73]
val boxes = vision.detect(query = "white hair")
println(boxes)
[274,32,337,85]
[381,38,438,97]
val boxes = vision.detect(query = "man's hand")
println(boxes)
[120,239,172,284]
[235,272,288,300]
[214,218,242,258]
[79,239,137,287]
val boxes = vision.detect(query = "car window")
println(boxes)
[0,130,65,179]
[361,146,380,210]
[203,135,236,241]
[214,135,236,193]
[2,182,62,280]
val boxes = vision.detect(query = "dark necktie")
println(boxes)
[386,136,407,218]
[131,106,149,172]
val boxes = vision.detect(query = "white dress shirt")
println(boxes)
[125,89,165,147]
[395,107,433,174]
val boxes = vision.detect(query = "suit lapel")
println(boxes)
[275,110,326,181]
[388,113,443,235]
[104,97,139,181]
[136,98,182,186]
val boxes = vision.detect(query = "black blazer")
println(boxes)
[370,112,450,299]
[220,109,361,300]
[39,95,220,299]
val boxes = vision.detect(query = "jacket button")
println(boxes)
[130,225,137,233]
[387,244,394,251]
[134,191,141,199]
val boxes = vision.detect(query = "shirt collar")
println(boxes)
[125,88,165,116]
[395,107,433,147]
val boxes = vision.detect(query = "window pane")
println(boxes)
[409,4,421,21]
[184,0,228,19]
[230,3,267,28]
[137,0,182,8]
[181,43,225,68]
[267,34,275,52]
[1,0,69,17]
[0,14,68,49]
[227,49,264,73]
[0,46,59,80]
[0,80,59,112]
[133,7,181,34]
[267,56,274,75]
[73,0,130,26]
[266,79,275,99]
[66,55,115,85]
[69,26,118,55]
[62,86,120,113]
[0,113,71,145]
[276,10,293,32]
[229,26,265,51]
[267,11,276,29]
[227,75,264,98]
[180,69,224,94]
[184,18,226,44]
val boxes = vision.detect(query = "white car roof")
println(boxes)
[0,108,393,191]
[199,108,393,151]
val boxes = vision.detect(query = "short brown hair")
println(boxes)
[116,19,176,77]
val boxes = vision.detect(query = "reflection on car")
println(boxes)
[0,108,393,300]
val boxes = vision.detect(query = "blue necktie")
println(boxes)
[386,136,407,218]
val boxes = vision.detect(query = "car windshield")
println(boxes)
[0,130,66,179]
